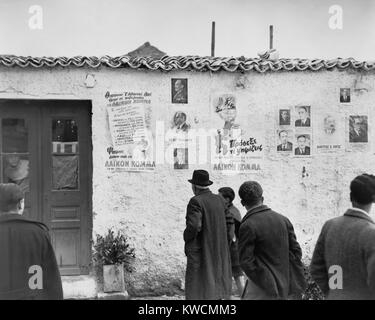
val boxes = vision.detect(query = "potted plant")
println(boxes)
[93,229,135,293]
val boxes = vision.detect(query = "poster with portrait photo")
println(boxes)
[173,148,188,169]
[279,109,291,126]
[170,110,191,134]
[276,129,294,153]
[339,88,351,104]
[346,115,370,152]
[294,106,311,128]
[294,134,311,156]
[315,113,344,153]
[171,78,188,104]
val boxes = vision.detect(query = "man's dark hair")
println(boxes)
[0,183,24,213]
[238,181,263,207]
[218,187,235,203]
[279,130,288,137]
[298,106,307,112]
[297,135,306,140]
[350,174,375,205]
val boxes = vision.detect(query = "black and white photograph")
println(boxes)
[276,129,293,152]
[294,106,311,127]
[349,115,368,143]
[173,147,189,169]
[340,88,351,103]
[171,78,188,104]
[279,109,291,126]
[171,111,191,133]
[2,0,375,309]
[294,134,311,156]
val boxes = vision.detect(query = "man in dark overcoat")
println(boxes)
[184,170,234,300]
[0,183,63,300]
[311,174,375,299]
[238,181,305,299]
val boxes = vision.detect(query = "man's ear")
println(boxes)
[17,199,24,210]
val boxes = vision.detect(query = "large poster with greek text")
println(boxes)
[210,93,264,174]
[105,91,155,172]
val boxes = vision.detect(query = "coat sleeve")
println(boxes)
[310,222,329,295]
[364,230,375,294]
[183,197,202,244]
[286,218,302,260]
[238,222,257,281]
[42,232,64,300]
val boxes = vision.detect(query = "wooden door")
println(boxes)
[0,99,92,276]
[41,101,92,275]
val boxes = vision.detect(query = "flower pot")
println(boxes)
[103,264,125,293]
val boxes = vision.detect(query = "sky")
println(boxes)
[0,0,374,60]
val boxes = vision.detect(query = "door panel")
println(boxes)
[42,101,92,275]
[0,100,92,276]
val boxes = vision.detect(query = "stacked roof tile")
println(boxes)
[0,55,374,73]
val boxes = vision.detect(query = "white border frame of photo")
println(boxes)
[346,112,371,153]
[339,87,352,105]
[276,128,294,155]
[293,133,312,157]
[293,105,313,157]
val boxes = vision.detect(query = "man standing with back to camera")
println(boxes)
[0,183,63,300]
[238,181,305,300]
[311,174,375,299]
[184,170,234,300]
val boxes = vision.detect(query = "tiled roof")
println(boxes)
[0,55,374,73]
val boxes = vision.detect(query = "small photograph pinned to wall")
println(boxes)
[294,134,311,156]
[171,111,191,133]
[349,115,368,143]
[340,88,351,104]
[173,147,189,169]
[276,129,293,153]
[294,106,311,127]
[279,109,291,126]
[171,78,188,104]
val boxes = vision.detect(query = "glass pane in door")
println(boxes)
[1,119,29,193]
[52,119,79,190]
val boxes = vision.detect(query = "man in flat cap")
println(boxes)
[311,174,375,299]
[0,183,63,300]
[184,170,234,300]
[238,181,305,300]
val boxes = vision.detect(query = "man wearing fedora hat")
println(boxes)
[311,174,375,299]
[184,170,233,300]
[0,183,63,300]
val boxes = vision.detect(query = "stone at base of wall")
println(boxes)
[62,275,98,299]
[97,292,130,300]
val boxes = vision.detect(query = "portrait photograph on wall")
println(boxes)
[171,78,188,104]
[276,129,293,152]
[279,109,291,126]
[171,111,191,133]
[294,134,311,156]
[349,115,368,143]
[295,106,311,127]
[173,147,189,169]
[340,88,351,103]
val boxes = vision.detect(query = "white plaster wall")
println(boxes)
[1,66,375,295]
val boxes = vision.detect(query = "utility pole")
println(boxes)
[211,21,215,57]
[269,25,274,50]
